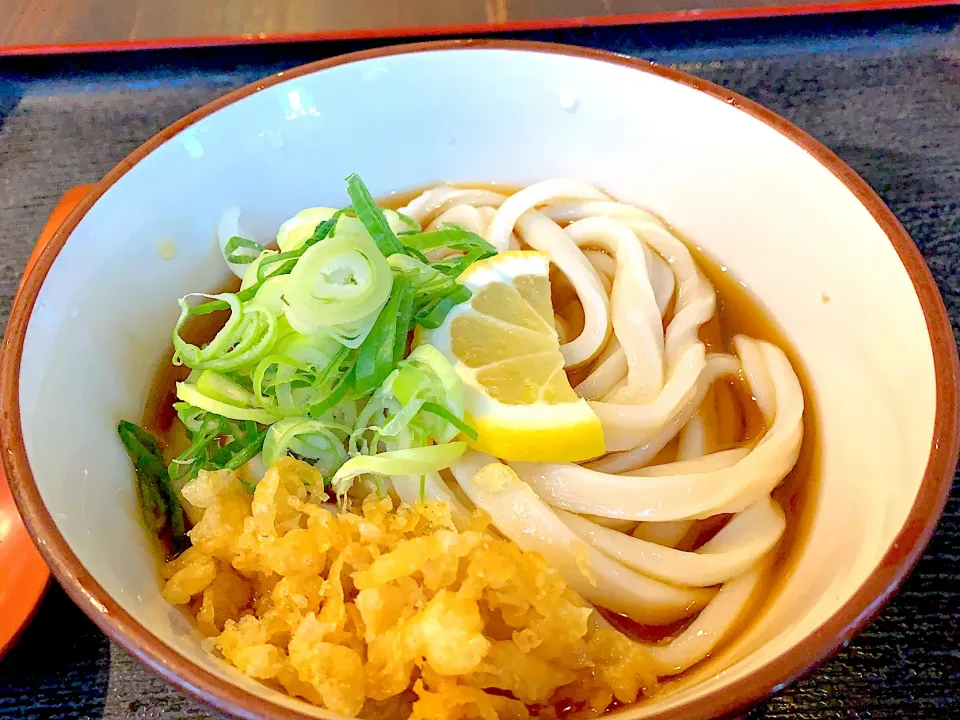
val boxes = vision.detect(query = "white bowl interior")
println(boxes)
[18,48,936,718]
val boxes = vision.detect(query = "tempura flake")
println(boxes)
[162,458,656,718]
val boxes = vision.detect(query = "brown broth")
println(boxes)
[141,277,240,439]
[378,181,525,212]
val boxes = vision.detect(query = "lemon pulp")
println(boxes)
[423,251,605,462]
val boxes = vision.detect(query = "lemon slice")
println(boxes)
[422,251,605,462]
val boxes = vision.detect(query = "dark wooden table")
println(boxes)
[1,0,953,53]
[0,7,958,719]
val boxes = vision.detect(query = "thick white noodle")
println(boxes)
[565,216,665,402]
[632,413,708,548]
[450,451,714,624]
[511,337,803,521]
[677,413,709,459]
[574,348,628,400]
[630,519,691,549]
[541,200,716,370]
[512,211,610,367]
[557,497,785,587]
[484,179,610,252]
[584,248,616,280]
[588,343,708,452]
[476,206,520,250]
[649,252,676,316]
[427,204,487,235]
[397,186,507,225]
[585,515,638,532]
[591,563,765,676]
[582,250,614,297]
[590,264,614,296]
[588,353,740,471]
[642,566,763,675]
[573,336,626,399]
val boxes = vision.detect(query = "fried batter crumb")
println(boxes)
[162,458,656,719]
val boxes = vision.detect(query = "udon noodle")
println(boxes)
[394,179,804,678]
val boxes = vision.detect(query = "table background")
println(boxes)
[3,0,951,55]
[1,7,959,719]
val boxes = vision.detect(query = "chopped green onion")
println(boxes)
[393,277,416,365]
[388,252,476,328]
[117,421,187,553]
[353,273,415,397]
[351,344,466,457]
[330,441,468,496]
[256,250,301,282]
[308,373,352,419]
[277,208,338,252]
[171,409,262,484]
[224,236,264,264]
[402,245,431,264]
[346,174,404,257]
[123,420,164,457]
[240,250,280,289]
[263,418,349,477]
[187,292,242,317]
[401,225,496,257]
[150,174,501,503]
[395,211,420,233]
[247,276,290,317]
[223,428,267,471]
[176,382,282,424]
[196,371,255,407]
[117,421,168,528]
[305,211,345,244]
[252,353,308,413]
[191,215,343,317]
[432,246,491,278]
[173,293,278,372]
[421,402,478,441]
[308,347,358,418]
[174,402,222,436]
[283,230,393,342]
[415,285,472,329]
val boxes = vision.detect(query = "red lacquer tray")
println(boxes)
[0,186,93,659]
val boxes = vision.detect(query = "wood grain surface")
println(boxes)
[0,7,958,720]
[0,0,904,51]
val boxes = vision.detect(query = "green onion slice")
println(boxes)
[173,293,278,372]
[346,173,405,258]
[330,441,467,496]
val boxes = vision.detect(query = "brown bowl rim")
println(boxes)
[2,39,958,720]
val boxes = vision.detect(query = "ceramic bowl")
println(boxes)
[2,40,958,720]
